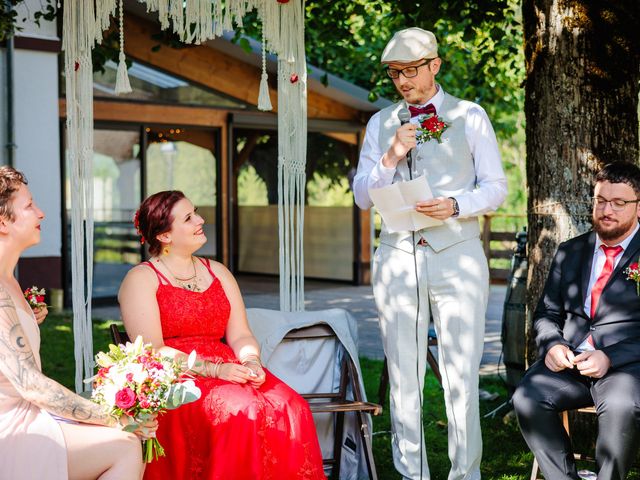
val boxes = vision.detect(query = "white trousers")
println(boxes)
[372,237,489,480]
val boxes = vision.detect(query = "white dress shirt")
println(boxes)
[353,86,507,217]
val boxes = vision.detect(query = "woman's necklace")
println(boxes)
[159,256,201,292]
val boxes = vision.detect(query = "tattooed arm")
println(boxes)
[0,288,117,427]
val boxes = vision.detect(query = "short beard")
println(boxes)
[593,215,636,242]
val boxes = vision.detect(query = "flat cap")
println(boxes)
[381,28,438,64]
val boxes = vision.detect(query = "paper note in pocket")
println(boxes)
[369,176,443,233]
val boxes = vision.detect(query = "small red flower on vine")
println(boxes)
[625,260,640,296]
[416,113,450,144]
[290,73,299,84]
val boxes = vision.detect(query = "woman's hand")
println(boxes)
[118,413,158,441]
[33,306,48,325]
[245,362,266,389]
[216,363,254,384]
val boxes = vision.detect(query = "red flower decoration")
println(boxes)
[626,260,640,296]
[115,387,137,409]
[290,73,299,84]
[277,0,290,3]
[133,210,146,244]
[74,61,80,72]
[416,113,450,144]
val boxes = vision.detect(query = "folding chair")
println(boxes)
[530,406,597,480]
[377,325,441,408]
[281,323,382,480]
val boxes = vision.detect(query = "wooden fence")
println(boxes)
[481,214,527,283]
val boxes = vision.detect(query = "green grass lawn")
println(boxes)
[39,312,639,479]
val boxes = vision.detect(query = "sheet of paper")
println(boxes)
[369,176,443,233]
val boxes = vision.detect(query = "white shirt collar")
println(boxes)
[407,84,444,111]
[595,222,639,253]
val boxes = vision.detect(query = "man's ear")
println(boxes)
[430,57,442,75]
[0,217,10,235]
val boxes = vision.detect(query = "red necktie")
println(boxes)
[587,245,623,346]
[590,245,623,316]
[409,104,436,118]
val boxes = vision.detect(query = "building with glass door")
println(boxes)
[3,1,390,304]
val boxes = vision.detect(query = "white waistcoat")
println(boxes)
[377,93,481,252]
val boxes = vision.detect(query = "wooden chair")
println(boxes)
[530,406,597,480]
[281,323,382,480]
[110,323,382,479]
[377,325,441,408]
[110,324,130,345]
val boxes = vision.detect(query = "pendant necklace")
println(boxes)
[159,256,201,292]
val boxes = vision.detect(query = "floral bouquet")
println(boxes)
[24,286,46,310]
[416,113,450,144]
[88,336,201,462]
[626,261,640,296]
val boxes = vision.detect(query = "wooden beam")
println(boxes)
[122,15,361,121]
[60,99,229,127]
[323,131,359,145]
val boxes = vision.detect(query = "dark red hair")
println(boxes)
[135,190,185,256]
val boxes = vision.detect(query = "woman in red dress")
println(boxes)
[119,190,325,480]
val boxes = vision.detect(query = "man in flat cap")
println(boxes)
[353,27,507,479]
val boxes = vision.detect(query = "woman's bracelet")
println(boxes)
[240,354,262,367]
[206,359,223,378]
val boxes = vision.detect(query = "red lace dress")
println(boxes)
[142,259,325,480]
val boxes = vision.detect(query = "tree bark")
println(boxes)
[523,0,640,364]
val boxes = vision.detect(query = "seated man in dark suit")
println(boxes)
[513,161,640,480]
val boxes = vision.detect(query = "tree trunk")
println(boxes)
[523,0,640,365]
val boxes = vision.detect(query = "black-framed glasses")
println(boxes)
[386,59,433,79]
[592,196,640,211]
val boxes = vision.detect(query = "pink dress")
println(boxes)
[142,258,325,480]
[0,308,67,480]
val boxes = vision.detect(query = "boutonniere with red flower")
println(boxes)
[416,114,450,144]
[24,286,47,310]
[625,260,640,296]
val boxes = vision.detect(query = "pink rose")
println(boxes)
[115,387,137,409]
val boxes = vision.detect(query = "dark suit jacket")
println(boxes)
[534,228,640,369]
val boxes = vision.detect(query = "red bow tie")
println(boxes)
[409,104,436,118]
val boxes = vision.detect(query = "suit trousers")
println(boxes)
[513,360,640,480]
[372,236,489,480]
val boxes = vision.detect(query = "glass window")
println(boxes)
[234,129,356,281]
[62,58,251,109]
[65,127,143,299]
[145,126,218,259]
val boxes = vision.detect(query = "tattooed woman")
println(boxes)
[0,166,157,480]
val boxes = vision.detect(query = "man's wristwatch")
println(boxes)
[449,197,460,217]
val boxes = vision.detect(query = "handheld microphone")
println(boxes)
[397,108,413,179]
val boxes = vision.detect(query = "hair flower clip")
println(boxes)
[133,210,146,245]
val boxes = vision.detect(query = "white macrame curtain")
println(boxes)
[62,0,307,392]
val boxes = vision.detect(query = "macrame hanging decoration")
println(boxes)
[62,0,104,393]
[276,0,307,312]
[114,0,132,95]
[63,0,308,388]
[257,27,273,111]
